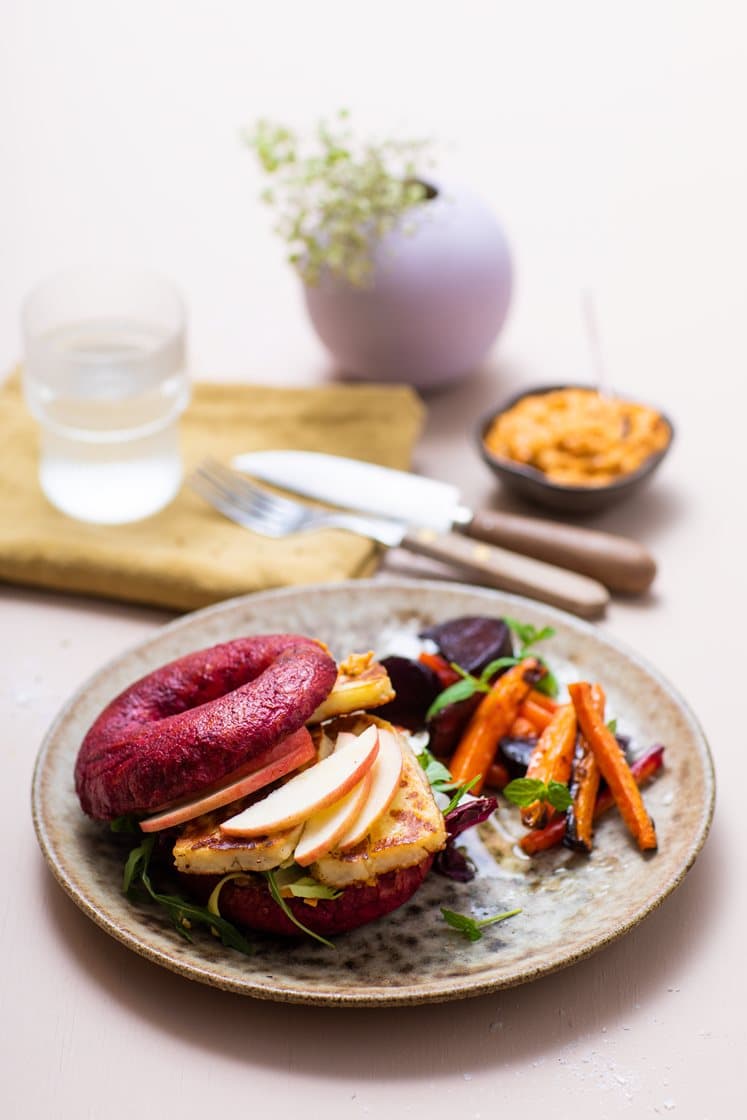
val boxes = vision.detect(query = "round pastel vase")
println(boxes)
[302,179,512,390]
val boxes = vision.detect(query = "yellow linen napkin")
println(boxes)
[0,373,424,611]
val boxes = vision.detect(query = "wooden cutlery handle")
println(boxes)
[401,529,609,619]
[464,510,656,594]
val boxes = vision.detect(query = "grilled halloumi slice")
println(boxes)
[172,714,446,883]
[312,738,447,889]
[173,809,303,874]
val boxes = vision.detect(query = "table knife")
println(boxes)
[232,450,656,594]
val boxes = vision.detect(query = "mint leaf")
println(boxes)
[505,618,555,649]
[417,747,454,792]
[502,778,547,808]
[478,656,519,683]
[503,777,571,811]
[426,676,481,721]
[546,781,573,812]
[441,906,522,942]
[533,664,559,698]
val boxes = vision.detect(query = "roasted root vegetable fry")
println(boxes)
[565,683,605,853]
[449,659,540,795]
[509,715,538,739]
[520,703,577,828]
[568,682,658,851]
[485,761,510,790]
[418,652,461,689]
[517,698,555,733]
[520,744,665,855]
[527,689,558,713]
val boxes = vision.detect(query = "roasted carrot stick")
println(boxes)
[509,715,538,739]
[520,703,577,828]
[517,698,555,732]
[485,760,510,790]
[528,689,558,713]
[418,652,461,689]
[520,744,664,855]
[449,658,540,794]
[565,683,604,853]
[568,682,658,851]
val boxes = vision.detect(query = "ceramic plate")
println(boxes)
[32,579,714,1006]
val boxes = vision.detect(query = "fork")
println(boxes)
[189,458,609,618]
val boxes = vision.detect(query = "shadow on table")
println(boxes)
[41,815,722,1079]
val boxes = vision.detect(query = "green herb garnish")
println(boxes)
[504,619,555,648]
[123,835,254,955]
[441,906,522,942]
[426,620,559,720]
[443,776,482,815]
[264,869,336,949]
[109,814,141,834]
[502,778,572,812]
[607,718,618,734]
[417,747,455,792]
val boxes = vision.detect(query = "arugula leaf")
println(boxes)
[264,869,336,949]
[441,906,522,942]
[123,835,254,955]
[443,776,481,815]
[109,814,141,834]
[503,777,571,812]
[284,877,342,900]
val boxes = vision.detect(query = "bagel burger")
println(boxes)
[75,636,448,940]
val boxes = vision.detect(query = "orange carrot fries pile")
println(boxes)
[436,661,662,856]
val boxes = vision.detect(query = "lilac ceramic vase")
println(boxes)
[303,179,512,390]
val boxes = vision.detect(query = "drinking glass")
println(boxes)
[22,269,189,524]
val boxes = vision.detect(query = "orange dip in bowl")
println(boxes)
[482,388,671,488]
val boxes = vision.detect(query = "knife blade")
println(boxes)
[232,450,656,593]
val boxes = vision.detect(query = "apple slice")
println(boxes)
[139,728,316,833]
[220,724,379,838]
[336,728,404,851]
[293,770,373,866]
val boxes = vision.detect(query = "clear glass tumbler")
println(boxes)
[22,269,189,524]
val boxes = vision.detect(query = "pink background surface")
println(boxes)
[1,3,742,1116]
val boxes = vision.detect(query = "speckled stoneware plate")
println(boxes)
[32,579,714,1007]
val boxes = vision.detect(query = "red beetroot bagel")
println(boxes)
[188,857,435,938]
[75,635,337,821]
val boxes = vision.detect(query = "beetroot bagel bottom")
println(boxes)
[184,857,435,937]
[75,635,337,820]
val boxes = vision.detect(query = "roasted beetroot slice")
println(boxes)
[191,858,434,938]
[421,616,513,675]
[375,656,441,730]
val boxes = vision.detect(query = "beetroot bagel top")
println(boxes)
[74,635,337,820]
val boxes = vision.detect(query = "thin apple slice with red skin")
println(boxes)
[336,728,404,851]
[220,724,379,838]
[139,727,315,833]
[294,770,374,866]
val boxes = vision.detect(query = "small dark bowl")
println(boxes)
[477,384,675,515]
